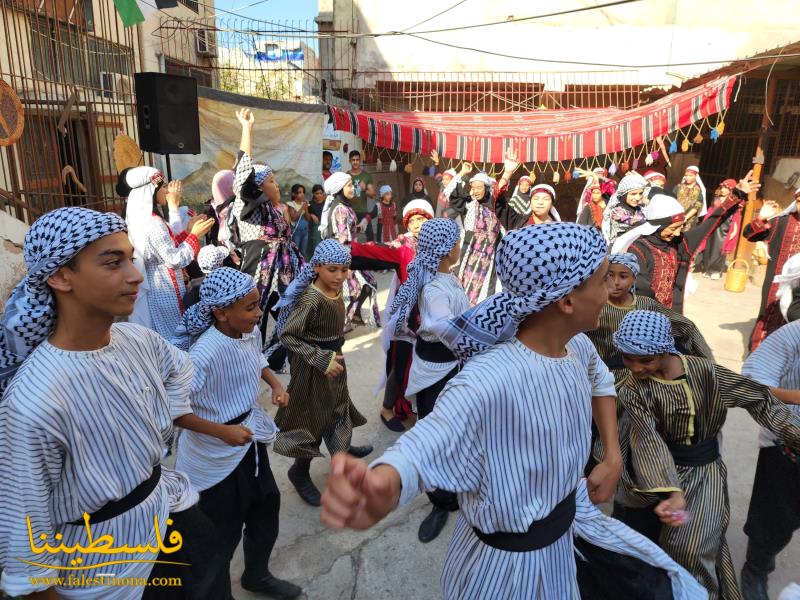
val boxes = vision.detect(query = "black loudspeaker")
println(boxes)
[135,72,200,155]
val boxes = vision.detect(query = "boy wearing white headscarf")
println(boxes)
[321,224,706,600]
[0,207,227,599]
[673,166,707,230]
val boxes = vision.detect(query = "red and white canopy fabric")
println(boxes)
[327,75,736,163]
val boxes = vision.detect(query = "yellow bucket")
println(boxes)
[724,259,750,293]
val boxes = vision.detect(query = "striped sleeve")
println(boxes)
[575,334,616,397]
[741,323,798,387]
[154,331,194,422]
[233,150,252,198]
[715,364,800,448]
[618,384,682,493]
[0,407,60,593]
[278,294,337,373]
[373,380,484,504]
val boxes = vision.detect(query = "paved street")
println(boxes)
[232,267,799,600]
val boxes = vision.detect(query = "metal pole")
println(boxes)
[165,153,172,180]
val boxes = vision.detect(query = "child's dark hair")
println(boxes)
[348,150,361,160]
[323,151,333,159]
[312,184,324,195]
[291,183,305,196]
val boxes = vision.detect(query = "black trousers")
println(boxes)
[198,443,280,592]
[417,366,460,512]
[743,445,800,575]
[142,504,228,599]
[612,501,662,545]
[260,291,287,370]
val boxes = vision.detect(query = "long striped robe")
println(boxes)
[0,323,198,599]
[372,335,706,600]
[618,355,800,600]
[274,284,366,458]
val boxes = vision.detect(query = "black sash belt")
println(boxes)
[317,338,344,352]
[667,437,720,467]
[225,409,252,426]
[473,489,577,552]
[69,464,161,525]
[415,337,456,363]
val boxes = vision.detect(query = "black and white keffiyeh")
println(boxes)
[0,207,127,390]
[197,245,230,274]
[442,222,608,360]
[608,252,641,277]
[273,239,351,336]
[171,267,255,350]
[386,218,460,336]
[613,310,677,356]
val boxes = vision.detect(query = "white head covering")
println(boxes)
[773,252,800,321]
[379,184,393,198]
[778,186,800,217]
[122,166,165,328]
[471,172,495,189]
[197,245,230,274]
[611,194,686,253]
[530,183,561,222]
[402,198,434,220]
[319,172,352,236]
[683,165,707,217]
[601,173,648,242]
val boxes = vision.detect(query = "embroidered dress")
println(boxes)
[744,211,800,350]
[0,323,198,599]
[142,214,200,338]
[674,183,704,230]
[618,354,800,600]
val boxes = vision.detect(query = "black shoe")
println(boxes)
[381,414,406,432]
[241,573,303,599]
[740,564,769,600]
[418,506,448,543]
[347,445,374,458]
[287,461,321,507]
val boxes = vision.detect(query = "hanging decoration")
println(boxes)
[327,75,737,164]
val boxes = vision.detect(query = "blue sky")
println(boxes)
[212,0,318,23]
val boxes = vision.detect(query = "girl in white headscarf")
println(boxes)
[118,167,214,338]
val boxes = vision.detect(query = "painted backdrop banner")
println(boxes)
[168,88,326,205]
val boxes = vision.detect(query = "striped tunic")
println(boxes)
[141,216,199,339]
[274,284,366,458]
[618,355,800,599]
[587,294,713,386]
[742,320,800,447]
[372,335,704,599]
[405,272,470,398]
[175,325,278,492]
[0,323,198,599]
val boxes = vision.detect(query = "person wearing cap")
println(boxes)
[496,180,561,230]
[319,224,706,600]
[613,310,800,600]
[673,166,707,230]
[744,186,800,351]
[402,177,433,226]
[0,207,230,599]
[447,149,520,305]
[694,179,742,280]
[643,170,676,202]
[430,149,460,221]
[360,184,399,244]
[612,170,757,314]
[576,167,618,217]
[231,108,305,370]
[350,199,436,431]
[602,173,648,246]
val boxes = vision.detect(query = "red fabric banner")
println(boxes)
[327,75,736,163]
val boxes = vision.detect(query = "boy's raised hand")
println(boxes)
[321,453,400,530]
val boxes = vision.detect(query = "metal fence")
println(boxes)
[0,0,139,223]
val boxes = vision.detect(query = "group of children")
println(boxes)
[2,127,799,600]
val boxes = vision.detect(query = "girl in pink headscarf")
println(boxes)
[210,169,235,249]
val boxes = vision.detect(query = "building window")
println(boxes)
[164,57,213,88]
[178,0,199,12]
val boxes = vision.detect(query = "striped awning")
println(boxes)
[327,75,736,163]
